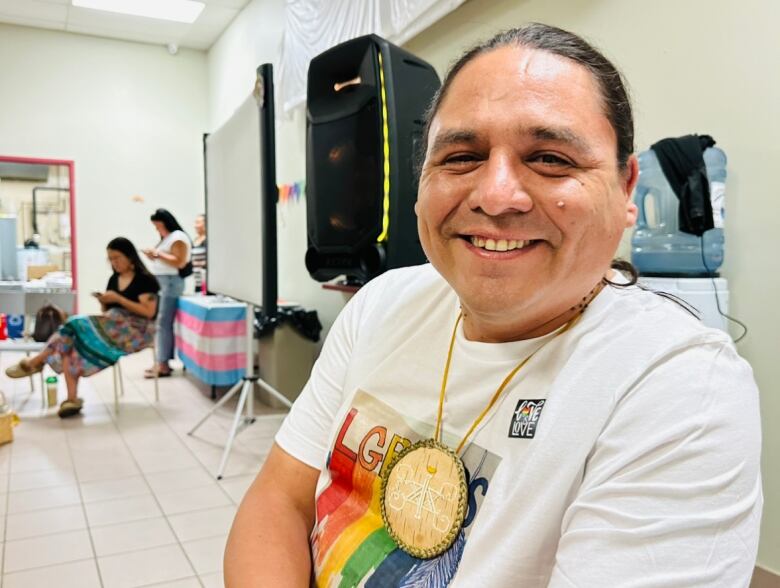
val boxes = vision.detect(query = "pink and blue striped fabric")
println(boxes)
[174,296,247,386]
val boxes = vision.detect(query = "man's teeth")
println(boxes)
[469,237,531,251]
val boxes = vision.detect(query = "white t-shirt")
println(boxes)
[276,264,762,588]
[148,229,190,276]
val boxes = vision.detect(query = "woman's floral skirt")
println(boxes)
[46,308,154,378]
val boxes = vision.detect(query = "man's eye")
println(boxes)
[443,153,479,165]
[531,153,572,166]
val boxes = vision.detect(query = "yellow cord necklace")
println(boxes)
[379,281,603,559]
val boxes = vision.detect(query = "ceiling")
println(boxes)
[0,0,252,50]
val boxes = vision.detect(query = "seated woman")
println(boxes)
[5,237,160,418]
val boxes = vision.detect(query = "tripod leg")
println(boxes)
[255,378,293,409]
[216,381,250,480]
[188,378,243,435]
[246,378,254,419]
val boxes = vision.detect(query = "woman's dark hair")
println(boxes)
[419,23,634,172]
[150,208,185,234]
[107,237,159,289]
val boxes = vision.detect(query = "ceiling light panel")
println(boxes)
[71,0,205,24]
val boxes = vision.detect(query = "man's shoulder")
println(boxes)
[359,263,447,301]
[367,262,440,282]
[576,283,743,385]
[342,263,454,334]
[601,283,732,345]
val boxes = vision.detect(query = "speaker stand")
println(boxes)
[187,304,291,479]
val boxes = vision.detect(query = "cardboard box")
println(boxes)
[27,264,59,280]
[0,412,15,445]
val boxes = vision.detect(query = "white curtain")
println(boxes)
[277,0,465,114]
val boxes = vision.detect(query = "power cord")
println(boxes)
[699,234,748,343]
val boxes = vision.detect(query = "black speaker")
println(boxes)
[305,34,440,283]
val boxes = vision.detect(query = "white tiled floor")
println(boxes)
[0,352,284,587]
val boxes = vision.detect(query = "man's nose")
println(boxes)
[467,151,533,216]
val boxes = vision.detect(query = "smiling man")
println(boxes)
[225,24,762,587]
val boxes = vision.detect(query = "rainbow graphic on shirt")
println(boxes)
[312,391,500,587]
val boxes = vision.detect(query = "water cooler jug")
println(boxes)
[631,146,726,276]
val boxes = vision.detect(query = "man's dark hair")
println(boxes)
[418,23,634,172]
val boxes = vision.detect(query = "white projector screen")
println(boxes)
[204,65,277,312]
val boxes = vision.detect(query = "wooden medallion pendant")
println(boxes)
[379,439,467,559]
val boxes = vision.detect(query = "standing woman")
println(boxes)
[192,213,207,293]
[143,208,191,377]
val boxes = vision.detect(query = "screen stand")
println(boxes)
[187,304,291,479]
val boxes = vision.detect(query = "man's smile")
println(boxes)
[466,236,539,251]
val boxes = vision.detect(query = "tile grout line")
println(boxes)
[116,367,254,587]
[2,556,97,580]
[2,371,62,585]
[62,415,106,588]
[91,374,206,586]
[1,363,107,583]
[137,574,204,588]
[3,525,114,543]
[0,370,49,585]
[2,359,257,585]
[119,368,241,502]
[2,479,237,534]
[1,420,13,588]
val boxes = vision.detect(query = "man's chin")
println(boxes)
[457,286,538,319]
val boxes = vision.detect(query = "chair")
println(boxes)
[112,345,159,413]
[0,339,47,405]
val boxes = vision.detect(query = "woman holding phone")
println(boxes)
[5,237,159,418]
[143,208,191,378]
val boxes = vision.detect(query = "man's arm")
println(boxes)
[224,443,319,587]
[224,274,376,586]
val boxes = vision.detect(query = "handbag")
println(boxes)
[177,235,194,278]
[32,304,66,342]
[178,261,194,278]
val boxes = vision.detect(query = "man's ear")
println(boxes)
[623,155,640,228]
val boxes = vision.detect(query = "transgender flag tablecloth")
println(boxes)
[174,295,247,386]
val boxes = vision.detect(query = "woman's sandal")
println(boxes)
[58,398,83,418]
[5,359,43,379]
[144,367,172,379]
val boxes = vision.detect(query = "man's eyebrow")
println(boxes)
[427,125,595,157]
[528,125,594,156]
[428,129,479,155]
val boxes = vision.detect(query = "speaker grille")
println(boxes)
[308,100,382,248]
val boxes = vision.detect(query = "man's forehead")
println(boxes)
[473,45,590,81]
[440,45,601,113]
[426,46,612,155]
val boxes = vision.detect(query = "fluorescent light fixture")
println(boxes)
[72,0,205,24]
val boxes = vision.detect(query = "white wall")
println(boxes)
[207,0,351,338]
[404,0,780,573]
[0,24,208,312]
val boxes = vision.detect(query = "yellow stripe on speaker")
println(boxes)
[377,51,391,244]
